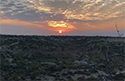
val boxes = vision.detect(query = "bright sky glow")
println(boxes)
[59,30,62,34]
[0,0,124,36]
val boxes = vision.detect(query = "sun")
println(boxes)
[59,30,62,34]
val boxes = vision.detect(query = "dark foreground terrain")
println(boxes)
[0,35,125,81]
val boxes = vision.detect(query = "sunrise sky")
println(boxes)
[0,0,124,36]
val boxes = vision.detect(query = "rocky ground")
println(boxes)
[0,35,125,81]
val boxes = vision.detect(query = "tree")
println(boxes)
[115,23,123,37]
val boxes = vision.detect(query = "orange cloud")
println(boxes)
[92,17,125,31]
[0,18,44,28]
[74,17,124,31]
[47,20,77,32]
[0,11,4,14]
[0,18,77,33]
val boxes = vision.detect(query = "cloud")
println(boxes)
[0,0,124,33]
[0,18,44,29]
[28,0,124,21]
[1,0,124,22]
[75,17,124,31]
[47,20,77,32]
[0,18,77,32]
[10,10,42,21]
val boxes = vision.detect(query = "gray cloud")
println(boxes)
[1,7,12,11]
[28,0,124,21]
[4,3,15,7]
[4,10,42,21]
[1,0,124,22]
[0,0,124,33]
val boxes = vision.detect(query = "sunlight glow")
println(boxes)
[48,21,76,29]
[59,30,62,34]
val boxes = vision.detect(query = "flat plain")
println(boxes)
[0,35,125,81]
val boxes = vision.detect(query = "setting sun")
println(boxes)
[59,30,62,34]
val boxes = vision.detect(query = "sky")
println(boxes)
[0,0,125,36]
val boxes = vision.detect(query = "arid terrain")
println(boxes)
[0,35,125,81]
